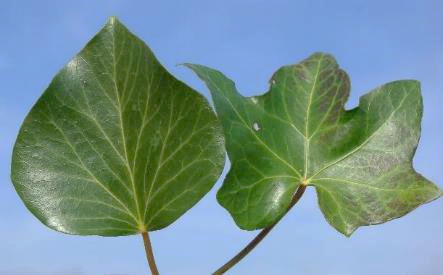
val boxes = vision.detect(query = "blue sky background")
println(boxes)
[1,1,442,274]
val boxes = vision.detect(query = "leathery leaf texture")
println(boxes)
[11,17,225,236]
[186,53,442,236]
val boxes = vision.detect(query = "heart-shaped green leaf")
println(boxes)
[11,17,225,236]
[186,53,442,236]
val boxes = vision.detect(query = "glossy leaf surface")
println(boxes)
[12,17,225,236]
[187,53,442,236]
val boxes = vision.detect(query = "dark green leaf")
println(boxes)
[11,17,225,236]
[186,53,442,236]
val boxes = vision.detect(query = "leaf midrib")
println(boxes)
[109,27,144,229]
[303,54,324,180]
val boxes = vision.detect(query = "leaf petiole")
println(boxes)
[142,232,160,275]
[213,184,307,274]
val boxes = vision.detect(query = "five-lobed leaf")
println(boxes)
[186,53,442,236]
[11,17,225,236]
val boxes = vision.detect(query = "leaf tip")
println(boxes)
[332,223,358,237]
[307,52,337,64]
[342,228,355,238]
[106,16,120,25]
[105,16,126,30]
[178,63,198,70]
[182,63,204,73]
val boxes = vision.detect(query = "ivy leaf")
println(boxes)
[186,53,442,236]
[11,17,225,236]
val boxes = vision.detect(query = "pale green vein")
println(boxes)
[205,75,302,179]
[303,54,324,179]
[46,110,137,223]
[132,72,164,173]
[309,91,410,181]
[61,197,133,218]
[143,94,175,222]
[149,157,207,202]
[314,177,429,192]
[54,89,132,178]
[110,27,143,225]
[66,216,135,227]
[307,74,344,140]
